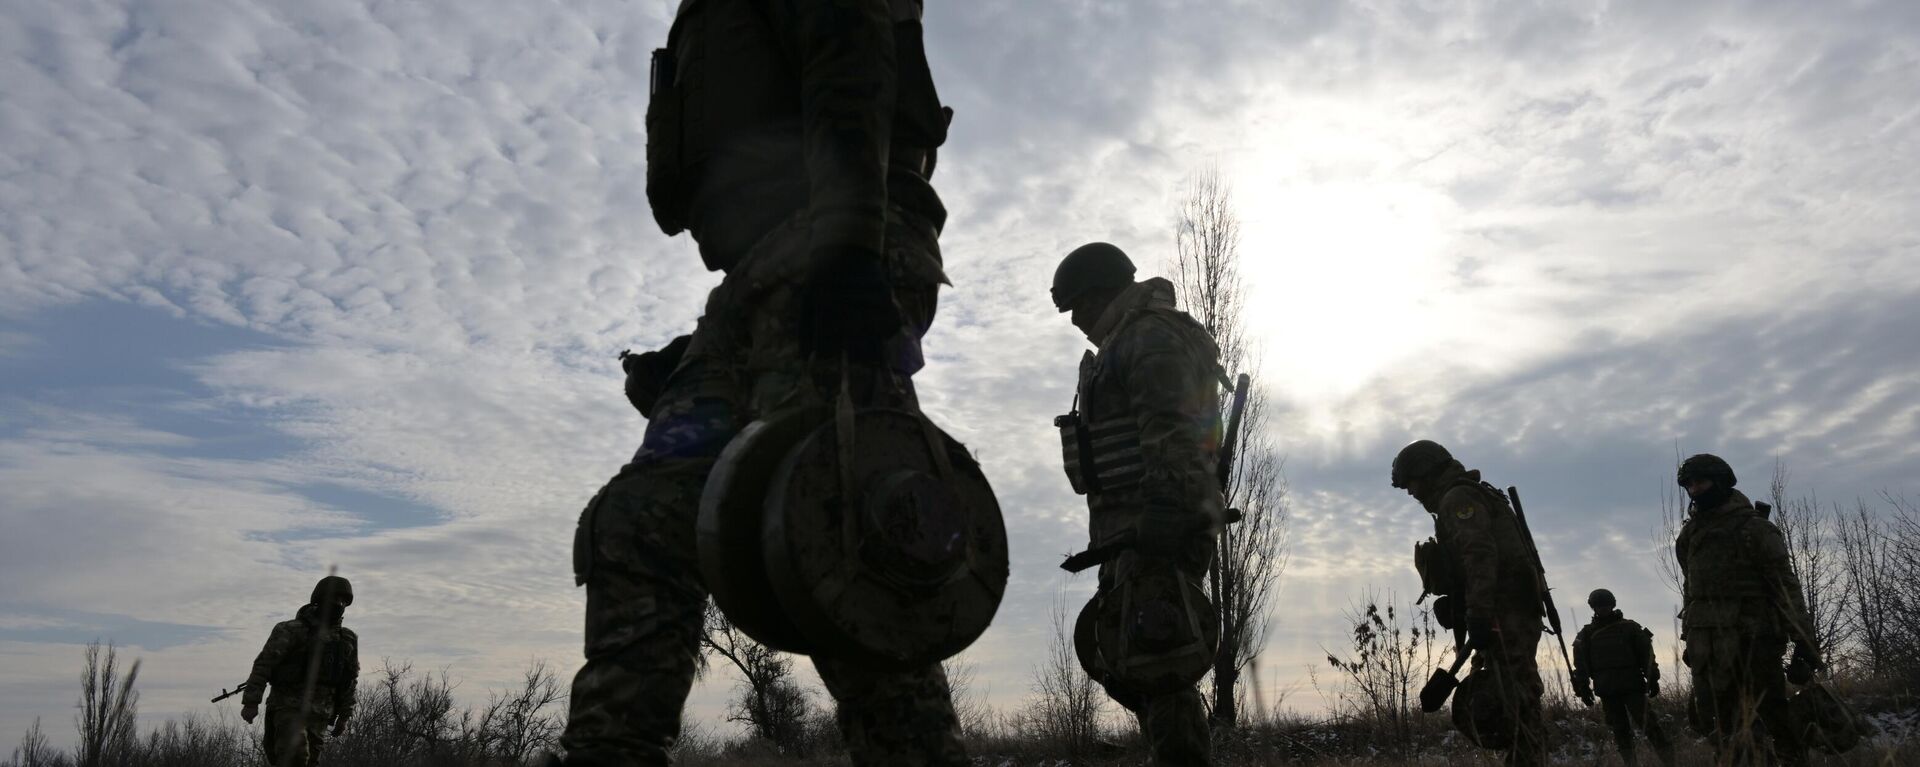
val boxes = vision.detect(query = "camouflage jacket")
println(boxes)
[658,0,948,271]
[242,604,359,716]
[1065,278,1225,545]
[1675,488,1813,640]
[1419,466,1541,620]
[1572,610,1658,697]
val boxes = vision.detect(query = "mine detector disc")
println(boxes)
[1092,567,1219,696]
[696,408,824,654]
[761,408,1008,669]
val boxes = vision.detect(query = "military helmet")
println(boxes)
[1050,242,1136,312]
[1677,453,1736,488]
[1587,588,1616,611]
[1391,440,1454,489]
[311,575,353,607]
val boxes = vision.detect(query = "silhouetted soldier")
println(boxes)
[1392,440,1547,767]
[1675,453,1819,766]
[1052,242,1224,766]
[554,1,965,765]
[1572,588,1673,766]
[241,576,358,767]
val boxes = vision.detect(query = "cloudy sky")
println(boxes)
[3,0,1918,747]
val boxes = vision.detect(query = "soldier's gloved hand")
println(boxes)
[1465,613,1499,651]
[1787,642,1823,685]
[803,245,900,364]
[620,334,691,417]
[240,703,258,724]
[330,715,349,737]
[1647,680,1660,698]
[1573,680,1595,707]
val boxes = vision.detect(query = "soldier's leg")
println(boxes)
[265,706,311,767]
[1637,694,1675,766]
[1686,630,1742,761]
[1497,612,1547,767]
[559,460,714,767]
[302,704,331,767]
[1745,636,1806,767]
[1140,687,1211,767]
[812,658,967,767]
[1602,695,1637,766]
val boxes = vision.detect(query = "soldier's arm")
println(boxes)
[334,631,359,717]
[242,623,296,706]
[770,0,896,258]
[1118,323,1224,525]
[1439,491,1501,618]
[1640,626,1660,682]
[1753,520,1816,647]
[1570,631,1591,685]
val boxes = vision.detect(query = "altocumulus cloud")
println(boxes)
[2,0,1919,741]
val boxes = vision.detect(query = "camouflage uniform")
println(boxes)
[1677,488,1812,766]
[244,604,359,767]
[560,1,964,765]
[1572,609,1672,766]
[1066,277,1224,767]
[1417,464,1547,767]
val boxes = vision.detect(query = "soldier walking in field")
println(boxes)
[240,576,359,767]
[1571,588,1673,766]
[553,1,967,765]
[1051,242,1225,766]
[1674,453,1820,766]
[1391,440,1548,767]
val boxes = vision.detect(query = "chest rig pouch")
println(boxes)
[1414,537,1459,599]
[1056,351,1145,495]
[646,0,950,236]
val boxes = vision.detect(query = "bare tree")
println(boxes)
[7,718,69,767]
[1320,591,1436,758]
[1168,164,1290,726]
[700,603,813,754]
[1018,601,1106,758]
[74,641,139,767]
[1766,462,1851,662]
[942,655,993,740]
[476,660,566,763]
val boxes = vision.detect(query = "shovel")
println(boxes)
[1419,650,1471,712]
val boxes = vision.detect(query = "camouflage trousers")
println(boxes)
[1599,694,1673,767]
[1684,629,1805,767]
[1477,609,1547,767]
[263,699,334,767]
[1095,549,1215,767]
[560,208,966,767]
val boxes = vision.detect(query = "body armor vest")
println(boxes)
[270,625,354,691]
[1583,618,1648,696]
[1677,508,1774,631]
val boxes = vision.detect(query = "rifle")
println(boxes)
[1505,486,1575,680]
[210,682,254,704]
[1060,373,1252,574]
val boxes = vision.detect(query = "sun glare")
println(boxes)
[1234,171,1458,405]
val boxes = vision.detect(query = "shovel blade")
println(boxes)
[1419,668,1459,712]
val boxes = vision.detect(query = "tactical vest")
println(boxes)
[269,625,354,691]
[646,0,949,237]
[1056,309,1219,499]
[1676,507,1776,631]
[1583,619,1648,696]
[1057,353,1145,495]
